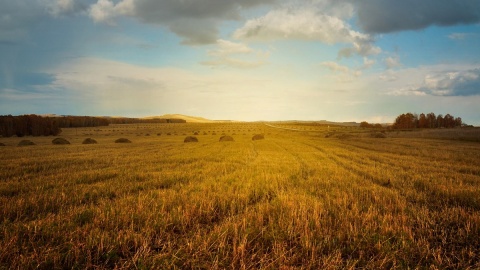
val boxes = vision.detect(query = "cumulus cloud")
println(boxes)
[417,69,480,96]
[356,0,480,34]
[201,39,268,68]
[89,0,134,25]
[234,8,358,43]
[385,67,480,96]
[234,7,380,58]
[88,0,275,44]
[337,39,381,58]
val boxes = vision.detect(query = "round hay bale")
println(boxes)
[115,138,131,143]
[52,138,70,145]
[0,142,5,146]
[193,132,199,135]
[82,138,97,144]
[371,132,387,138]
[252,134,265,141]
[184,136,198,143]
[219,135,234,142]
[18,140,35,146]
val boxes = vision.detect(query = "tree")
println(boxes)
[436,114,444,128]
[444,114,455,128]
[418,113,427,128]
[426,112,436,128]
[360,121,372,128]
[454,117,462,127]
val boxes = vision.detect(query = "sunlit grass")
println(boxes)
[1,123,479,268]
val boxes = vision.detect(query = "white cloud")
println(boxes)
[378,65,480,97]
[379,70,398,82]
[385,56,401,69]
[362,57,375,69]
[320,61,362,82]
[201,39,268,68]
[89,0,134,25]
[337,39,381,58]
[234,8,359,43]
[208,39,254,56]
[418,69,480,96]
[234,7,380,58]
[321,61,351,73]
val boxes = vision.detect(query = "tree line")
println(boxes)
[393,112,463,129]
[0,115,63,137]
[0,115,187,137]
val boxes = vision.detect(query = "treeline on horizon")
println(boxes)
[361,112,465,129]
[393,112,463,129]
[0,115,186,137]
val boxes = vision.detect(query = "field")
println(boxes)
[1,123,480,269]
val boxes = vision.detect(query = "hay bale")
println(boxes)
[252,134,265,141]
[0,142,5,146]
[18,140,35,146]
[193,132,199,135]
[219,135,234,142]
[115,138,132,143]
[371,132,387,138]
[52,138,70,145]
[184,136,198,143]
[82,138,97,144]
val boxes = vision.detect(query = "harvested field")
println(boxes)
[1,123,479,269]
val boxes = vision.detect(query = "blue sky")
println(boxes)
[1,0,480,124]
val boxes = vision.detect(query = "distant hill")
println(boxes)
[144,114,217,123]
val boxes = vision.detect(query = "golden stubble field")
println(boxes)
[1,122,480,269]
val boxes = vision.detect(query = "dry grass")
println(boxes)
[0,123,479,269]
[17,139,35,146]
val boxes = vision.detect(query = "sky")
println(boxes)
[1,0,480,124]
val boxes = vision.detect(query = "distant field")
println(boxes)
[1,123,479,269]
